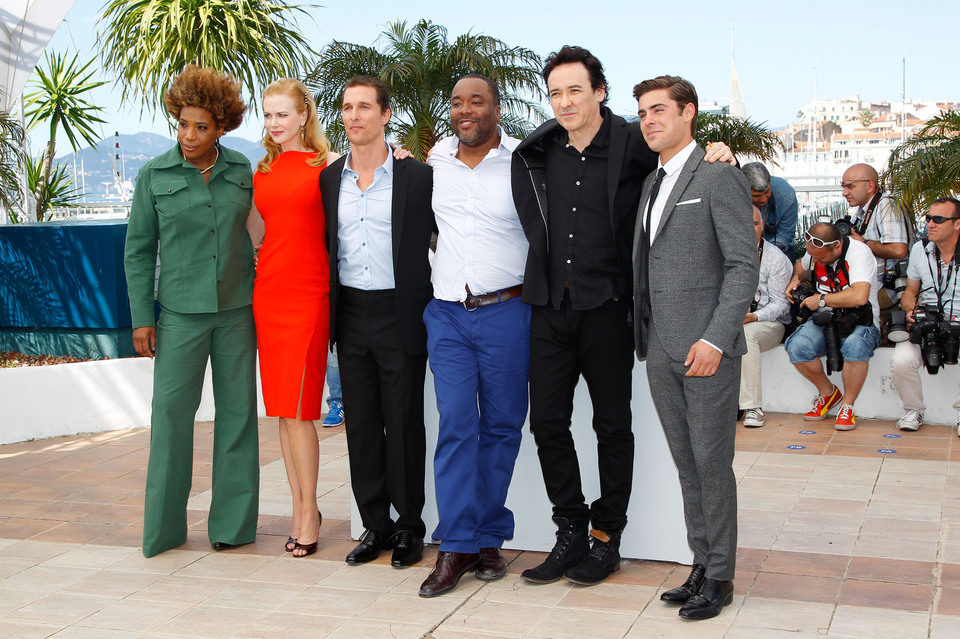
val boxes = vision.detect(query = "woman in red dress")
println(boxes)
[248,79,337,557]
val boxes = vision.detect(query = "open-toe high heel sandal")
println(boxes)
[293,509,322,558]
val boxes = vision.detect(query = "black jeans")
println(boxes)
[337,287,427,539]
[528,296,635,532]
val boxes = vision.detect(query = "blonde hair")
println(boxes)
[257,78,330,173]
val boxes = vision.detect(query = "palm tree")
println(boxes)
[884,109,960,220]
[99,0,316,116]
[306,19,546,159]
[695,113,785,165]
[26,155,83,221]
[0,88,26,223]
[23,52,106,221]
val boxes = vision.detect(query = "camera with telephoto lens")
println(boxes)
[883,258,910,294]
[811,307,845,374]
[908,305,960,374]
[834,216,854,236]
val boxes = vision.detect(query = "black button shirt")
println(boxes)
[545,114,620,310]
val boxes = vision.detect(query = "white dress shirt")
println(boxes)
[337,147,395,290]
[428,130,528,302]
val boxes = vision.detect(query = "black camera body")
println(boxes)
[908,305,960,374]
[834,216,854,236]
[883,257,910,294]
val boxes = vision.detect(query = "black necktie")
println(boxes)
[645,168,667,247]
[642,168,666,299]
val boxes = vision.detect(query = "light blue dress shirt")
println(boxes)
[337,148,395,290]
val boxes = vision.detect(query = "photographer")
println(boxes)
[890,198,960,435]
[785,223,881,430]
[841,163,912,300]
[740,205,793,427]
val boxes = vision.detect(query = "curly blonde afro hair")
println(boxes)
[164,64,246,132]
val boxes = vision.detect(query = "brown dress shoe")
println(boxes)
[475,547,507,580]
[418,551,480,597]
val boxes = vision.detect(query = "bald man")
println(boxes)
[841,163,912,298]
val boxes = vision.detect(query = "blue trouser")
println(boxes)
[325,347,342,406]
[424,297,531,553]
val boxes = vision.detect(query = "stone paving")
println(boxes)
[1,412,959,638]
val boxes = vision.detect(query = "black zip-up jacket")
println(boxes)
[511,108,657,307]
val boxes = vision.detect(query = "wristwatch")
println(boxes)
[818,294,826,308]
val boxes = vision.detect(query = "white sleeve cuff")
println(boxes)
[699,338,723,354]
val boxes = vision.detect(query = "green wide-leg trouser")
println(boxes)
[142,305,259,558]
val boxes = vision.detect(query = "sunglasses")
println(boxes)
[925,214,960,224]
[804,231,840,248]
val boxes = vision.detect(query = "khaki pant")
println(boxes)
[739,321,786,409]
[890,341,960,413]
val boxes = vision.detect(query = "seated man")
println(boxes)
[741,162,799,259]
[891,197,960,435]
[785,223,881,430]
[740,205,793,427]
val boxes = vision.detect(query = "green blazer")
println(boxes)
[124,144,255,328]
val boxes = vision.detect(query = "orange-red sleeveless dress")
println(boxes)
[252,151,329,420]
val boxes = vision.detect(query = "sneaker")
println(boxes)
[322,400,344,427]
[897,410,923,432]
[743,408,766,428]
[804,386,842,421]
[834,404,856,431]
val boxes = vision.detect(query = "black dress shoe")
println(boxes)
[661,564,705,603]
[418,551,479,597]
[345,529,389,565]
[390,530,424,568]
[678,578,734,620]
[476,547,508,580]
[212,541,249,551]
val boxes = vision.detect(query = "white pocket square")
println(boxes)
[677,198,701,205]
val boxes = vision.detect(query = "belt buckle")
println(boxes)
[462,297,478,312]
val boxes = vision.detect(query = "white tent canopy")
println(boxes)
[0,0,76,110]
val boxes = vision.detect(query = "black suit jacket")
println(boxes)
[511,108,658,306]
[321,155,435,356]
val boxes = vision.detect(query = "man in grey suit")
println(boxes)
[632,76,758,621]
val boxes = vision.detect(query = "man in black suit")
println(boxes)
[512,46,733,586]
[320,75,434,568]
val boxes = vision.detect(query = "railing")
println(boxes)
[46,202,131,221]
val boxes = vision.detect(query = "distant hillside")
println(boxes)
[52,133,263,200]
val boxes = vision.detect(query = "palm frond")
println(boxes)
[883,109,960,220]
[306,18,545,161]
[0,88,26,220]
[98,0,318,116]
[695,113,785,165]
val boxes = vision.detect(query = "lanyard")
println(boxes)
[925,246,959,318]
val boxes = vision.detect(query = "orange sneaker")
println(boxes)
[834,405,856,430]
[803,385,842,421]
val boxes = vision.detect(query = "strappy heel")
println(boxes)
[292,510,322,559]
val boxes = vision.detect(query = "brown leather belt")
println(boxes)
[463,285,523,310]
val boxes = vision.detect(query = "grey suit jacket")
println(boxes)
[632,145,759,362]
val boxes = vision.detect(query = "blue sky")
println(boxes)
[36,0,960,155]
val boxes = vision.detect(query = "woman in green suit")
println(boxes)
[125,65,260,557]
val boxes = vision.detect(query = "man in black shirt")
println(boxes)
[512,45,732,586]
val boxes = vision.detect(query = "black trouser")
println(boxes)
[528,296,635,532]
[336,287,427,539]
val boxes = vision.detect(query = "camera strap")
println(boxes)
[813,236,852,292]
[853,191,883,236]
[926,240,959,318]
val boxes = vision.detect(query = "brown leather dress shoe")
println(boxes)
[418,551,480,597]
[475,547,508,580]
